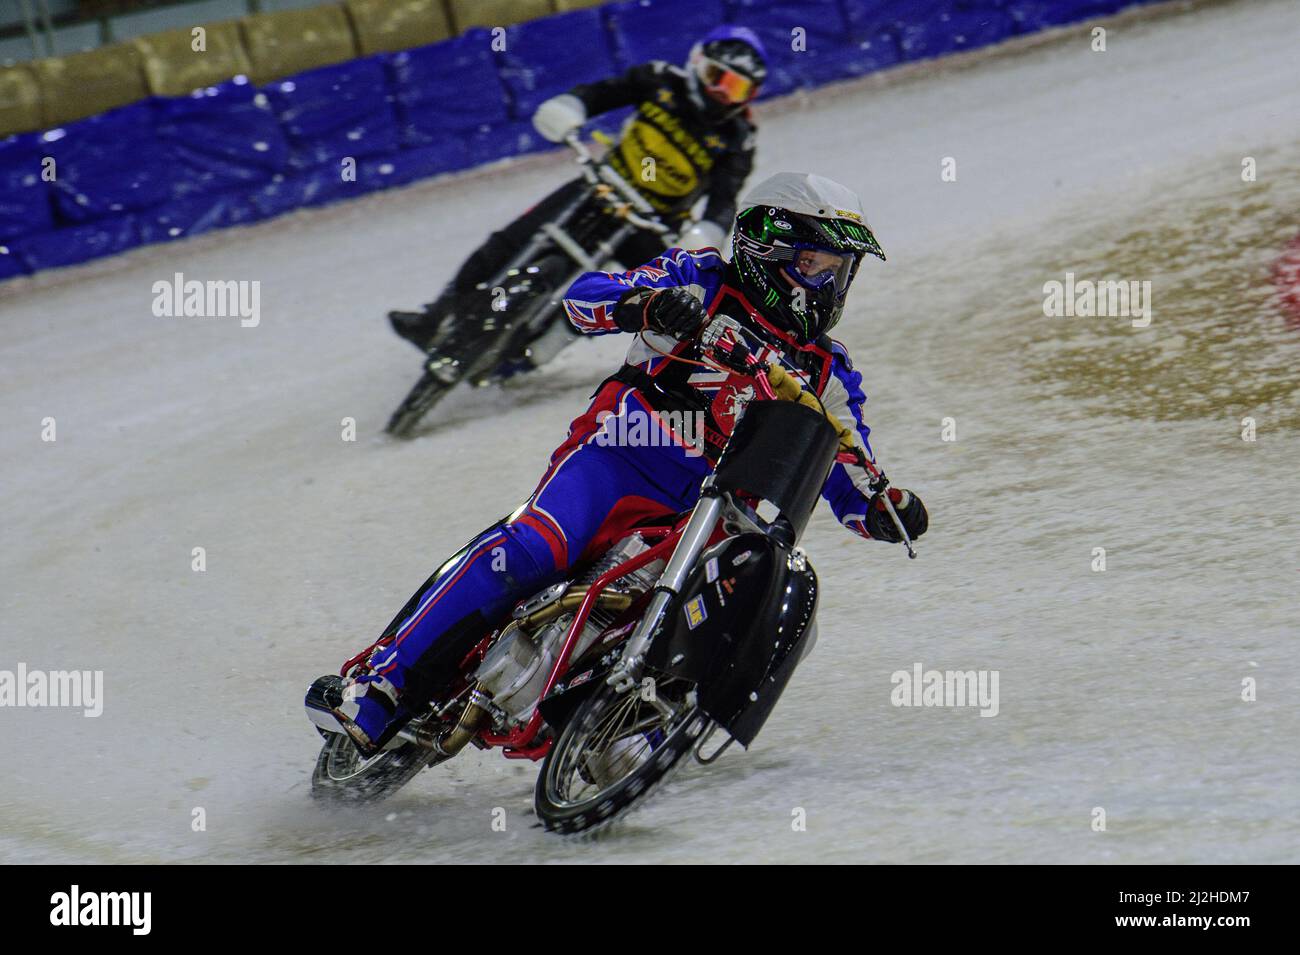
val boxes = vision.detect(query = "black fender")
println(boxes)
[646,532,818,747]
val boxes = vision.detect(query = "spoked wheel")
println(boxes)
[535,678,710,835]
[310,731,434,804]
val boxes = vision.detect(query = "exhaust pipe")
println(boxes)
[518,588,633,629]
[420,686,492,758]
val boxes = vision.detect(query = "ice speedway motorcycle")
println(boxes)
[307,317,919,834]
[384,134,676,438]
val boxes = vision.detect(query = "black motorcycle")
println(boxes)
[384,136,675,438]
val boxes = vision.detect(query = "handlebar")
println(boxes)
[565,133,672,236]
[697,315,919,558]
[699,316,860,458]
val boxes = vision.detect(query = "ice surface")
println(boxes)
[1,0,1298,863]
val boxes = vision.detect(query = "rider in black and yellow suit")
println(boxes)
[390,27,768,350]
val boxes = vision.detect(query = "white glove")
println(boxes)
[532,94,587,143]
[676,219,727,251]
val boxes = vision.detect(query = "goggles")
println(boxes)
[697,56,758,105]
[774,243,859,296]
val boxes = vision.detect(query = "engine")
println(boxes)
[472,533,663,724]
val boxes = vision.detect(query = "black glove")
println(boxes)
[613,287,709,339]
[863,488,929,543]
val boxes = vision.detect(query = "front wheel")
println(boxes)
[534,679,710,835]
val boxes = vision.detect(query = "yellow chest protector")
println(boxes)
[608,101,717,214]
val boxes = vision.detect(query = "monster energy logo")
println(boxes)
[761,212,787,238]
[764,287,780,307]
[840,221,885,258]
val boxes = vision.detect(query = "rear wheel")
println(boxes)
[384,276,552,437]
[534,679,709,835]
[385,368,456,438]
[310,732,434,804]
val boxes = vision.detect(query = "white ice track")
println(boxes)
[2,0,1298,863]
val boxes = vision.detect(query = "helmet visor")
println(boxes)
[697,57,757,104]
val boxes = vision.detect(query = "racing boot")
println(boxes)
[327,673,411,757]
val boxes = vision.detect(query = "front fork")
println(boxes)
[607,481,726,693]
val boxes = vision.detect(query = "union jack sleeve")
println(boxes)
[563,247,726,335]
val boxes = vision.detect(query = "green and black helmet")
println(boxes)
[731,172,886,342]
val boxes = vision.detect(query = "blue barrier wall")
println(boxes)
[0,0,1162,280]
